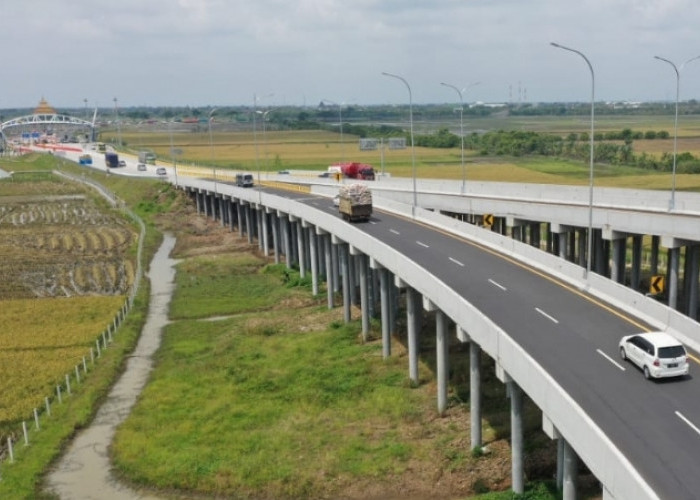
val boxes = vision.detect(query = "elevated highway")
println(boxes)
[55,148,700,498]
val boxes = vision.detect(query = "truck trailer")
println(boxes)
[338,184,372,222]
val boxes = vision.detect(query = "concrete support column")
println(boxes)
[611,237,626,284]
[271,211,280,264]
[631,234,642,291]
[406,287,420,385]
[297,221,306,278]
[282,216,292,268]
[650,235,660,276]
[357,252,370,341]
[331,242,340,293]
[256,208,264,251]
[228,199,235,231]
[577,228,587,268]
[435,309,448,416]
[195,191,202,214]
[210,194,217,221]
[668,245,680,310]
[509,380,524,495]
[551,224,570,261]
[309,224,319,296]
[470,340,482,450]
[379,268,391,358]
[324,235,334,309]
[687,245,699,320]
[563,439,579,500]
[219,197,225,227]
[245,205,253,244]
[261,209,269,256]
[237,202,245,237]
[340,244,351,323]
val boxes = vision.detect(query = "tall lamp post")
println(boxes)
[382,72,417,209]
[322,99,344,163]
[550,42,595,279]
[654,55,700,210]
[440,81,480,194]
[113,97,122,148]
[253,93,274,201]
[208,107,218,192]
[256,109,271,185]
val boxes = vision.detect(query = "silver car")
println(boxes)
[619,332,689,379]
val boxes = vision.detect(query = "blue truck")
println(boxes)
[105,152,119,168]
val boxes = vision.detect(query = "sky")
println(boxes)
[2,0,700,109]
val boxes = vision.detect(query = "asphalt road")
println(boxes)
[292,188,700,500]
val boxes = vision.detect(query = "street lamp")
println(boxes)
[654,55,700,210]
[550,42,595,279]
[113,97,122,148]
[440,81,480,194]
[208,107,217,193]
[382,72,417,210]
[253,93,273,200]
[322,99,344,163]
[256,109,271,184]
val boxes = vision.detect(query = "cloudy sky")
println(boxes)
[2,0,700,109]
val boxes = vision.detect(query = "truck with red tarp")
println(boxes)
[329,162,375,180]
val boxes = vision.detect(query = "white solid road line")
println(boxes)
[535,307,559,324]
[597,349,626,371]
[416,241,429,248]
[489,279,507,291]
[676,411,700,437]
[449,257,465,267]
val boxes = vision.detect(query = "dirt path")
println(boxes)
[45,234,176,499]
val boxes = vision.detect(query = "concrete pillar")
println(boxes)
[406,287,420,385]
[631,234,642,291]
[271,211,280,264]
[379,267,391,358]
[282,216,292,268]
[257,208,264,251]
[331,241,340,293]
[195,191,202,213]
[557,438,565,489]
[577,228,587,268]
[435,309,448,416]
[237,202,245,237]
[324,235,334,309]
[594,229,606,275]
[611,237,626,284]
[563,439,579,500]
[210,194,217,221]
[340,244,351,323]
[228,199,235,231]
[650,235,660,276]
[358,253,370,341]
[261,209,269,256]
[245,205,253,244]
[219,197,225,227]
[297,221,306,278]
[687,245,699,320]
[509,380,524,495]
[470,341,482,450]
[309,225,319,296]
[668,245,680,310]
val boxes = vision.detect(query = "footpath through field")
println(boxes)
[45,235,177,500]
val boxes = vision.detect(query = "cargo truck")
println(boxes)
[105,152,119,168]
[138,151,157,165]
[78,154,92,165]
[338,184,372,222]
[330,162,375,180]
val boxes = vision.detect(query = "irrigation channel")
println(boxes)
[45,234,176,499]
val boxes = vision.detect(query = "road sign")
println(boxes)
[483,214,494,228]
[649,275,665,295]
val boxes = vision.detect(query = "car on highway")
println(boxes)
[619,331,689,379]
[137,163,147,172]
[156,167,167,176]
[118,160,126,167]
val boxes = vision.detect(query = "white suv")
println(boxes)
[619,332,689,380]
